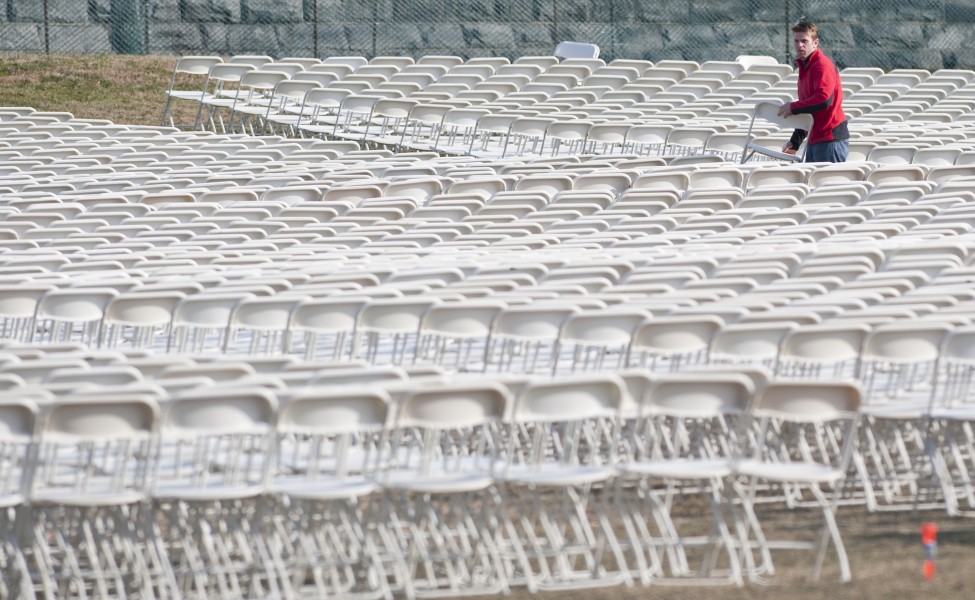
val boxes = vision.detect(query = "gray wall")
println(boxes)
[1,0,972,70]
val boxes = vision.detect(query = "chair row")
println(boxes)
[5,283,975,408]
[0,372,863,596]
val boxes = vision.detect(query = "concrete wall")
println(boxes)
[1,0,972,70]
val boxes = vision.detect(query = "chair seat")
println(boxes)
[500,464,616,486]
[745,142,802,162]
[270,477,379,501]
[622,458,734,480]
[152,483,265,502]
[735,459,843,484]
[0,493,24,509]
[32,490,146,507]
[384,470,494,494]
[859,400,929,419]
[930,405,975,420]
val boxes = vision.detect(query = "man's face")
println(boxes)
[793,31,818,60]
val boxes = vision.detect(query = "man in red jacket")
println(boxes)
[778,20,849,162]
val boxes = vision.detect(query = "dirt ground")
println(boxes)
[478,504,974,600]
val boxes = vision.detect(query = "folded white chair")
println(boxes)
[740,101,813,163]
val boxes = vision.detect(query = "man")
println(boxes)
[778,20,849,163]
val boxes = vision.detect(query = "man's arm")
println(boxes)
[790,59,836,115]
[783,128,807,152]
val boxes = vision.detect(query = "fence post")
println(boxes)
[784,0,791,64]
[371,0,378,58]
[42,0,50,54]
[110,0,147,54]
[312,0,319,58]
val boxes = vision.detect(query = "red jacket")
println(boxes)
[788,49,848,148]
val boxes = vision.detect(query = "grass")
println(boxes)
[0,52,178,126]
[1,51,975,599]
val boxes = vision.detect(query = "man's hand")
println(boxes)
[781,142,797,155]
[778,102,794,118]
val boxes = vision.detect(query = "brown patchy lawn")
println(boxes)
[0,52,179,126]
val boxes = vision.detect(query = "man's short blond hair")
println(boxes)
[791,20,819,40]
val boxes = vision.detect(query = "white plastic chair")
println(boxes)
[225,295,308,355]
[168,292,254,354]
[486,303,579,374]
[161,55,224,128]
[355,298,441,365]
[775,323,872,380]
[630,315,724,373]
[497,374,630,591]
[617,372,755,586]
[287,296,370,361]
[733,381,862,582]
[554,41,600,60]
[99,290,185,350]
[31,286,119,346]
[381,381,512,598]
[265,386,400,598]
[0,284,54,343]
[740,101,813,163]
[0,398,37,598]
[152,387,278,599]
[28,395,168,598]
[551,308,649,375]
[413,300,506,371]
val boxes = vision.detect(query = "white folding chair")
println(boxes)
[161,55,224,128]
[355,298,441,366]
[733,381,862,582]
[617,373,755,586]
[27,395,169,598]
[31,287,119,347]
[740,101,813,163]
[151,387,278,599]
[99,290,185,351]
[264,387,400,599]
[629,315,724,373]
[169,292,254,354]
[381,381,512,598]
[225,295,309,355]
[413,300,506,371]
[0,284,54,343]
[497,375,630,591]
[0,398,37,599]
[485,303,579,374]
[775,323,872,380]
[287,296,370,362]
[551,308,649,375]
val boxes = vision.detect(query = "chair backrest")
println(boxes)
[554,41,599,59]
[274,387,393,479]
[752,380,861,422]
[34,395,159,499]
[0,398,38,499]
[388,382,510,477]
[708,322,797,366]
[506,374,624,471]
[860,321,953,364]
[741,101,814,163]
[745,381,862,477]
[632,315,724,365]
[751,99,813,131]
[630,372,753,462]
[776,322,872,379]
[101,290,184,330]
[156,387,276,491]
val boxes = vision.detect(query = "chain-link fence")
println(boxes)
[4,0,975,70]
